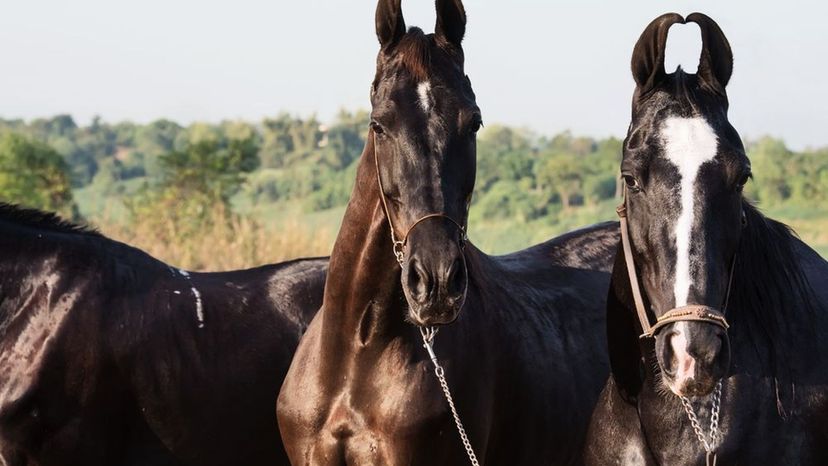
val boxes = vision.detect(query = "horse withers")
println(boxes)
[0,205,327,465]
[277,1,618,464]
[585,13,828,465]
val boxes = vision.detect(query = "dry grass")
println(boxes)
[96,207,334,271]
[86,200,826,273]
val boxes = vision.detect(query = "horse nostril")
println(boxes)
[446,258,466,297]
[407,258,432,301]
[661,330,679,376]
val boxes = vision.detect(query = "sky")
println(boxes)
[0,1,826,150]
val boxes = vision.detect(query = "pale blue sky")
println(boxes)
[0,1,825,149]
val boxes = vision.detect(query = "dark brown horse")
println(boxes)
[277,1,618,464]
[0,204,327,465]
[585,13,828,465]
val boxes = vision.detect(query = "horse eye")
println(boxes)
[469,117,483,135]
[370,121,385,135]
[623,175,641,192]
[736,172,752,191]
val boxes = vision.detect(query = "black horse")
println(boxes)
[585,13,828,465]
[277,1,618,464]
[0,204,327,465]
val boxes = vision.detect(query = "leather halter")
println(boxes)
[373,133,467,265]
[616,186,737,339]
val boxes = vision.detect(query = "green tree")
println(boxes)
[748,137,791,205]
[537,154,584,210]
[126,127,260,240]
[0,132,77,217]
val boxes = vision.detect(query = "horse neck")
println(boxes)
[320,136,406,344]
[0,225,77,340]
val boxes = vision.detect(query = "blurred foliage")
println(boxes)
[0,132,78,218]
[0,111,826,267]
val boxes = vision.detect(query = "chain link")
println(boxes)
[393,241,405,266]
[420,327,480,466]
[679,380,723,457]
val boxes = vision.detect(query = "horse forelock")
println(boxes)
[395,28,433,82]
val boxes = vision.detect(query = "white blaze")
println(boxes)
[660,116,717,390]
[660,116,718,308]
[417,81,432,112]
[671,322,696,380]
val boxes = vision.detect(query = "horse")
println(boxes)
[584,13,828,465]
[0,204,328,465]
[276,1,619,464]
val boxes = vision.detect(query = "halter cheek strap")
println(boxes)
[373,133,468,266]
[616,186,737,339]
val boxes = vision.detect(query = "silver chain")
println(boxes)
[393,241,405,266]
[679,380,723,460]
[420,327,480,466]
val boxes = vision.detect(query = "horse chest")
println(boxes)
[282,335,455,465]
[312,384,455,466]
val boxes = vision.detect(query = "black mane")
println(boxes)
[0,203,101,237]
[730,201,820,414]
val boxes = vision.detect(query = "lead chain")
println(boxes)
[679,380,723,465]
[420,327,480,466]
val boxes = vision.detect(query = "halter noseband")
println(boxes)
[616,186,737,339]
[373,133,468,266]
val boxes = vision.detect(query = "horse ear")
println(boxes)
[686,13,733,93]
[631,13,685,94]
[435,0,466,47]
[376,0,406,50]
[606,248,646,402]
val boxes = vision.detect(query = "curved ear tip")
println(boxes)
[650,12,686,26]
[685,12,714,24]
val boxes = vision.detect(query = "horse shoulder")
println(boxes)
[584,378,654,466]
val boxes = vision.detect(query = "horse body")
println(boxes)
[585,13,828,465]
[279,2,620,462]
[277,134,619,465]
[0,206,327,465]
[588,243,828,465]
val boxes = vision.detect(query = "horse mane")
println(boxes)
[395,27,433,81]
[730,201,820,415]
[0,203,101,237]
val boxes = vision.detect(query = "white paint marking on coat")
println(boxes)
[178,268,205,328]
[660,116,718,307]
[417,81,432,112]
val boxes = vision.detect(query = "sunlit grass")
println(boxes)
[88,204,334,271]
[78,194,826,272]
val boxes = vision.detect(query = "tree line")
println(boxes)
[1,113,826,231]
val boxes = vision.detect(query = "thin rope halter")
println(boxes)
[372,132,479,465]
[373,132,467,266]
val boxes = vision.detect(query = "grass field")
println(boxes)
[75,187,827,269]
[762,204,828,258]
